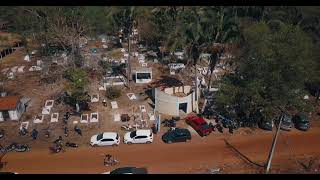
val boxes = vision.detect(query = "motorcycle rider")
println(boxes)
[102,99,107,107]
[151,123,157,134]
[104,154,117,166]
[64,126,68,137]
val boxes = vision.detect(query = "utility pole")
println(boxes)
[127,26,132,86]
[265,115,283,173]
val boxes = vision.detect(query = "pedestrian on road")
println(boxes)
[31,129,38,140]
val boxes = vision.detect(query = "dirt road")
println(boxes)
[2,127,320,174]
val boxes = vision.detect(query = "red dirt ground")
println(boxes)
[2,125,320,174]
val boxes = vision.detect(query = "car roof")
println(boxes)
[102,132,118,139]
[110,167,135,174]
[110,167,147,174]
[188,116,206,124]
[174,128,189,133]
[295,113,309,122]
[136,129,151,136]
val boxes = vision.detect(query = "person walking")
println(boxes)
[102,99,107,107]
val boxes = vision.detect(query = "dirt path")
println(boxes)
[2,127,320,174]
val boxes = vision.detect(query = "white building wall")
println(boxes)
[154,87,196,116]
[155,88,179,116]
[8,110,19,120]
[164,87,174,95]
[0,112,3,122]
[184,86,191,94]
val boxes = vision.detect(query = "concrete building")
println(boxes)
[153,85,198,116]
[0,96,25,122]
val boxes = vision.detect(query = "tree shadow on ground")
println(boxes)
[298,157,319,172]
[150,75,184,88]
[223,139,265,170]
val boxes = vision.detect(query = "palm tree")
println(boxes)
[106,7,153,87]
[167,7,213,113]
[204,7,241,89]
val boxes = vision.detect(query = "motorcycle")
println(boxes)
[162,119,176,127]
[65,142,78,148]
[0,145,5,153]
[53,136,63,144]
[217,114,239,130]
[4,143,17,152]
[209,122,216,131]
[15,144,31,152]
[104,156,119,166]
[0,129,4,139]
[121,124,135,131]
[74,126,82,136]
[49,144,63,153]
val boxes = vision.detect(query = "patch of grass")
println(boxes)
[107,49,122,59]
[105,87,122,100]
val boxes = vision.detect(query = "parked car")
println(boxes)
[280,114,293,131]
[185,115,212,137]
[292,113,310,131]
[162,128,191,143]
[103,167,148,174]
[90,132,120,147]
[124,129,153,144]
[254,111,274,131]
[258,119,274,131]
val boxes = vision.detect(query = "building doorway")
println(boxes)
[179,103,188,113]
[2,110,10,120]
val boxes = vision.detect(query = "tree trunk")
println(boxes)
[194,63,199,114]
[207,70,214,90]
[127,27,132,85]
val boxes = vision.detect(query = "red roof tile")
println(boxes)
[0,96,20,110]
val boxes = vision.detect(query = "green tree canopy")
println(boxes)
[216,22,316,120]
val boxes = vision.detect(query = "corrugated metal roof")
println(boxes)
[0,96,20,110]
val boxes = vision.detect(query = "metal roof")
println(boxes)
[0,96,20,110]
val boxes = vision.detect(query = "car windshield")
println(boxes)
[265,121,272,125]
[201,124,210,130]
[172,131,183,137]
[299,115,308,122]
[97,133,103,141]
[283,116,291,122]
[130,131,137,138]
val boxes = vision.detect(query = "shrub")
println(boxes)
[106,87,122,100]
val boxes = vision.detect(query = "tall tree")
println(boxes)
[216,22,316,122]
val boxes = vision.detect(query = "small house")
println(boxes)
[153,85,198,116]
[0,96,25,122]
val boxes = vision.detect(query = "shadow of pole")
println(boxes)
[223,139,265,169]
[0,151,8,170]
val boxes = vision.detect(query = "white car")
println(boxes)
[124,129,153,144]
[90,132,120,147]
